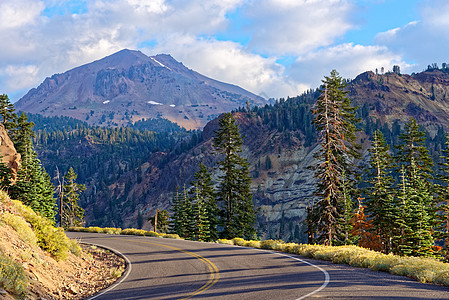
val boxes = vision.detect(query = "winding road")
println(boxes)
[67,232,449,299]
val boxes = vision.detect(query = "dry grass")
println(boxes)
[68,224,449,287]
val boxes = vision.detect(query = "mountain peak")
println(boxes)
[15,49,266,130]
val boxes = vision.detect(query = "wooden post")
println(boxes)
[154,209,158,233]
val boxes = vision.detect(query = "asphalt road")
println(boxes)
[66,232,449,299]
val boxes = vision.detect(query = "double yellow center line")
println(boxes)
[120,238,220,299]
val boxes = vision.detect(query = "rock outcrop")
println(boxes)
[0,124,21,181]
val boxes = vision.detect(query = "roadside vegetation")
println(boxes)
[68,225,449,287]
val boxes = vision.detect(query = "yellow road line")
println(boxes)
[116,238,219,299]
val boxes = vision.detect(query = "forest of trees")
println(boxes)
[25,113,198,227]
[305,71,449,259]
[170,113,257,241]
[0,94,85,227]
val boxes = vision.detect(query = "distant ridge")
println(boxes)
[15,49,266,130]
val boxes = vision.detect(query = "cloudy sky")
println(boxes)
[1,0,448,102]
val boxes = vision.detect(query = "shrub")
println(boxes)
[13,200,70,260]
[260,239,277,250]
[102,227,121,235]
[0,253,28,297]
[1,212,37,246]
[121,228,146,236]
[68,239,82,256]
[232,238,245,246]
[244,240,261,248]
[87,227,103,233]
[162,233,181,239]
[144,231,160,237]
[217,239,234,245]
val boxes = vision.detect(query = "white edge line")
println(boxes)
[80,242,133,300]
[269,251,330,300]
[234,245,330,300]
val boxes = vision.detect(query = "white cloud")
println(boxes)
[0,64,39,91]
[375,0,449,72]
[0,0,44,29]
[289,43,407,89]
[241,0,356,55]
[151,35,300,98]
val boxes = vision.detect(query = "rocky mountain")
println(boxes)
[79,68,449,241]
[15,49,266,130]
[348,69,449,135]
[27,67,449,242]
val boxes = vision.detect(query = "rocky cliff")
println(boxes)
[83,68,449,242]
[0,124,21,182]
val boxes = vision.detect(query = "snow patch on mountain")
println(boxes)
[148,101,163,105]
[150,57,171,70]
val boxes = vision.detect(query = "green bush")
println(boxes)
[144,231,160,237]
[102,227,121,234]
[0,253,28,297]
[162,233,181,239]
[217,239,234,245]
[1,212,37,246]
[13,200,70,260]
[232,238,245,246]
[68,239,82,256]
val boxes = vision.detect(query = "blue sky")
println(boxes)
[1,0,448,101]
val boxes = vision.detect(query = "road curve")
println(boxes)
[67,232,449,299]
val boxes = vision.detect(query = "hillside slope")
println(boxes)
[28,68,449,242]
[0,192,124,299]
[15,49,266,130]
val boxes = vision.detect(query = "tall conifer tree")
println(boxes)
[214,112,256,239]
[309,70,360,246]
[365,130,396,253]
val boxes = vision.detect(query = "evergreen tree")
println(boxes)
[394,163,434,257]
[0,94,17,134]
[9,113,56,221]
[435,133,449,249]
[214,113,256,239]
[364,130,396,253]
[61,167,86,228]
[192,187,211,241]
[190,163,218,241]
[335,170,355,245]
[309,70,360,246]
[0,158,13,189]
[393,118,436,257]
[169,187,184,236]
[395,118,434,183]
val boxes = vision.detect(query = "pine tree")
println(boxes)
[192,187,211,241]
[394,162,434,257]
[365,130,396,253]
[0,94,18,134]
[309,70,360,246]
[9,113,56,221]
[436,133,449,249]
[214,112,256,239]
[169,187,184,236]
[395,118,434,183]
[0,158,13,189]
[190,163,218,241]
[61,167,86,228]
[393,118,436,257]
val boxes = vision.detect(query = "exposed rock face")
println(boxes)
[85,69,449,241]
[0,125,21,181]
[348,70,449,133]
[15,49,266,130]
